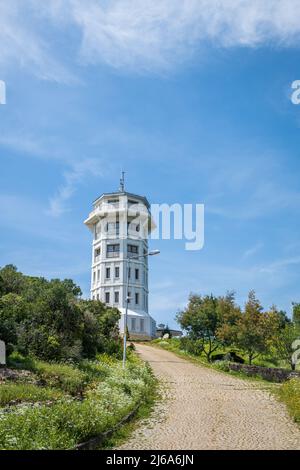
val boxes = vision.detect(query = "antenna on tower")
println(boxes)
[119,171,125,192]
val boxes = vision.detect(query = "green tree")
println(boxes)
[216,291,242,346]
[78,300,120,357]
[0,293,30,351]
[293,303,300,328]
[235,291,271,365]
[0,265,25,295]
[273,323,300,370]
[176,294,221,362]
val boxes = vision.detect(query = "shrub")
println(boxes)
[7,354,87,395]
[0,357,156,450]
[33,361,87,395]
[213,360,230,372]
[0,383,63,406]
[279,378,300,423]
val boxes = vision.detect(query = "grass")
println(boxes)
[0,383,63,406]
[0,352,157,450]
[278,378,300,423]
[7,352,87,395]
[101,382,158,449]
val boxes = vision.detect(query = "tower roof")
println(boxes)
[93,191,150,208]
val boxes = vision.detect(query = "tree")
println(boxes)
[293,303,300,328]
[0,293,30,352]
[216,291,241,346]
[235,291,272,365]
[78,300,120,357]
[272,323,300,370]
[0,265,25,295]
[176,294,221,362]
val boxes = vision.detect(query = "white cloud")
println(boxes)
[0,1,75,83]
[243,242,263,259]
[2,0,300,77]
[47,158,103,217]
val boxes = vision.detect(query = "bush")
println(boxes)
[0,357,156,450]
[213,360,230,372]
[33,361,87,395]
[7,353,87,395]
[279,378,300,423]
[0,383,63,406]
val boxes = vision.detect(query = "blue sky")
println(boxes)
[1,1,300,328]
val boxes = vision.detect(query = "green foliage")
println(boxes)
[293,303,300,328]
[0,265,121,362]
[176,289,300,369]
[278,378,300,423]
[176,292,234,361]
[272,323,300,370]
[8,353,87,395]
[180,336,203,356]
[32,361,87,395]
[0,383,63,406]
[0,357,156,450]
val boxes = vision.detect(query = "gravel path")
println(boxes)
[118,343,300,450]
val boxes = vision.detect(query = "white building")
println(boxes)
[84,178,156,339]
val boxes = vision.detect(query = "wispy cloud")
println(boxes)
[47,158,103,217]
[70,0,300,72]
[0,1,76,83]
[2,1,300,78]
[243,242,263,259]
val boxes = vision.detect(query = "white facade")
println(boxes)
[84,189,156,339]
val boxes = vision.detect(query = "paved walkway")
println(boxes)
[118,343,300,450]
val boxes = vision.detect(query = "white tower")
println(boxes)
[84,176,156,339]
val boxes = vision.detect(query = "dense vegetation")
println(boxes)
[0,265,156,450]
[176,290,300,368]
[0,353,155,450]
[0,264,121,361]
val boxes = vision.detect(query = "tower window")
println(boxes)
[131,318,136,331]
[114,291,119,304]
[135,268,139,280]
[93,271,96,282]
[107,244,120,258]
[140,319,144,332]
[105,292,110,304]
[106,267,110,279]
[135,293,139,305]
[127,291,131,304]
[115,266,120,278]
[128,244,138,255]
[97,269,100,281]
[106,221,119,234]
[94,247,101,260]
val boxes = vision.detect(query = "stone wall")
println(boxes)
[228,363,300,383]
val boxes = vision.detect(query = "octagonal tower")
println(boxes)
[84,177,156,339]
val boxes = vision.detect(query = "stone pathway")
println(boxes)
[118,343,300,450]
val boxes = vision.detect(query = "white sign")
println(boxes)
[0,340,6,365]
